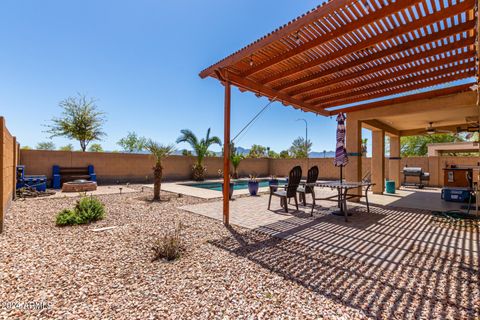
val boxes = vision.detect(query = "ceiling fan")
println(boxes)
[424,122,453,135]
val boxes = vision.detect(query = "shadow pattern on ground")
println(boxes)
[212,206,480,319]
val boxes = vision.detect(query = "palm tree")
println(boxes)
[176,128,222,181]
[231,151,244,179]
[144,140,175,201]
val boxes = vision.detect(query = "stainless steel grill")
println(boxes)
[402,167,430,189]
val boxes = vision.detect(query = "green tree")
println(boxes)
[248,144,267,158]
[279,150,290,159]
[47,94,106,151]
[289,137,312,158]
[268,150,279,158]
[401,134,463,157]
[117,131,146,153]
[230,147,244,179]
[36,141,55,150]
[144,140,175,201]
[206,150,217,157]
[88,143,103,152]
[176,128,222,181]
[21,146,31,150]
[361,138,368,155]
[59,144,74,151]
[182,149,193,156]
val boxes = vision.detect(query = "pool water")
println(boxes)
[183,179,287,191]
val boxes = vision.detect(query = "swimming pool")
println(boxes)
[182,179,287,191]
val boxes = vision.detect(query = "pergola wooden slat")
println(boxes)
[309,53,475,105]
[259,0,474,87]
[287,26,476,96]
[199,0,478,225]
[201,0,476,115]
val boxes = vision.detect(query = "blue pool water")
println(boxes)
[183,179,287,191]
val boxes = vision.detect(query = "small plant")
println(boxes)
[192,163,207,181]
[248,174,259,196]
[217,169,232,179]
[56,196,105,226]
[55,209,78,226]
[230,146,244,179]
[152,222,183,262]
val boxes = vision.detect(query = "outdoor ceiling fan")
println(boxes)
[424,122,453,135]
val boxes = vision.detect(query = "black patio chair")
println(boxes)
[268,166,302,213]
[297,166,319,207]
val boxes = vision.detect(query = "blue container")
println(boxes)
[52,165,61,189]
[385,180,396,194]
[268,179,279,192]
[441,187,471,202]
[248,181,259,196]
[23,176,47,192]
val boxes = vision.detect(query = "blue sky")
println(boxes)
[0,0,372,153]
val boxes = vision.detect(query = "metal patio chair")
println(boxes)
[297,165,319,208]
[268,166,302,213]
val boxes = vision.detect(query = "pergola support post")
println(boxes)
[372,129,385,194]
[388,135,401,189]
[223,81,231,225]
[345,116,362,200]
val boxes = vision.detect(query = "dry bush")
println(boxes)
[152,222,184,262]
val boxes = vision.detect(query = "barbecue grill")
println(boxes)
[402,167,430,189]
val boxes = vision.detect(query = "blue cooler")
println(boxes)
[441,187,471,202]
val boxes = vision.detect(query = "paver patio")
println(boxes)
[180,192,479,269]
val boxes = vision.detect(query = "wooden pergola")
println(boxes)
[200,0,479,225]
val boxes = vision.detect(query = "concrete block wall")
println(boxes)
[0,117,19,233]
[18,149,479,188]
[19,150,271,184]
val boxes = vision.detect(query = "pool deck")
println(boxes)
[146,178,292,199]
[151,180,468,212]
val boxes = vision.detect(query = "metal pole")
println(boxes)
[297,118,309,170]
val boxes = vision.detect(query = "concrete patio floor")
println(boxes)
[180,192,478,269]
[161,179,475,213]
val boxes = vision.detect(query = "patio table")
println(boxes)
[306,181,374,222]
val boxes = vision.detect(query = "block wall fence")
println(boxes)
[19,149,479,187]
[0,117,19,233]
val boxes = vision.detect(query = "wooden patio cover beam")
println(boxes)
[307,52,475,105]
[200,0,476,116]
[241,0,420,77]
[261,0,474,85]
[317,67,475,110]
[328,84,473,115]
[199,0,352,79]
[225,72,329,116]
[286,27,475,96]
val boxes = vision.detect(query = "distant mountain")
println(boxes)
[309,151,335,158]
[234,146,250,156]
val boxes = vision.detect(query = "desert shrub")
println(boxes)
[55,209,78,226]
[75,196,105,222]
[56,196,105,226]
[152,222,183,262]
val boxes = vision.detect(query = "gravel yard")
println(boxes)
[0,187,478,319]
